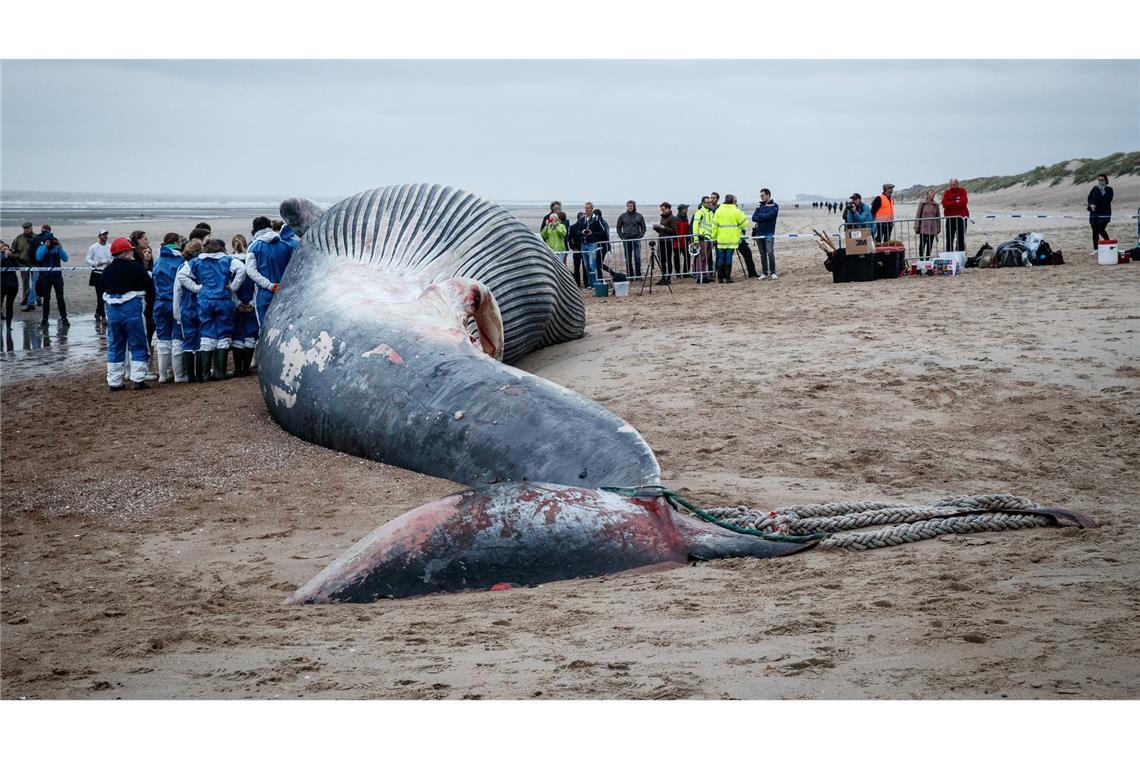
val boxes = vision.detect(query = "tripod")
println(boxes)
[640,241,673,295]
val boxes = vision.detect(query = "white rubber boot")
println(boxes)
[157,351,171,383]
[172,350,188,383]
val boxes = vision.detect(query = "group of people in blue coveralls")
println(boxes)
[102,216,296,390]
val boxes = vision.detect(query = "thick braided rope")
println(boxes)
[700,494,1056,551]
[819,514,1053,550]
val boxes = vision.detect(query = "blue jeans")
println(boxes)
[716,247,735,268]
[758,236,776,275]
[26,270,38,307]
[582,243,597,285]
[622,240,642,277]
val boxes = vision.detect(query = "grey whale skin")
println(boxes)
[265,184,809,601]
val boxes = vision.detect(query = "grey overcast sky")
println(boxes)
[2,60,1137,202]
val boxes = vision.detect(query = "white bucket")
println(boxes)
[1097,240,1118,265]
[613,280,629,297]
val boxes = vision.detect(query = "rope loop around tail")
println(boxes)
[600,486,1091,552]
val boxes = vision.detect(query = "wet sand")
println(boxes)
[2,200,1139,700]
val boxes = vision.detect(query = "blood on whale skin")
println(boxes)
[287,483,812,603]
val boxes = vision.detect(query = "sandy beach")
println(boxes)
[1,183,1138,699]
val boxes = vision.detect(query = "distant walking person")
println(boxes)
[871,183,895,243]
[616,201,646,278]
[914,190,941,259]
[941,178,969,252]
[1087,174,1113,253]
[751,189,780,279]
[35,235,70,326]
[86,229,112,323]
[12,222,37,310]
[102,237,155,390]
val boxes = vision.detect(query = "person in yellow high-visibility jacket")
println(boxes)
[711,194,747,283]
[691,196,716,284]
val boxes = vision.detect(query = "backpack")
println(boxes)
[966,243,992,268]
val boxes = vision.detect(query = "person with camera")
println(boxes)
[35,234,70,327]
[540,213,568,262]
[566,211,588,288]
[843,193,874,229]
[616,200,646,279]
[652,202,678,286]
[751,189,780,280]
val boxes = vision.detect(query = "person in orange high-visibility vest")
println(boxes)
[871,183,895,243]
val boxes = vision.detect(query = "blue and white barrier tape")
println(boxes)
[978,213,1140,220]
[9,266,96,272]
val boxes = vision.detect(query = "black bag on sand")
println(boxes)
[967,243,992,268]
[827,248,851,283]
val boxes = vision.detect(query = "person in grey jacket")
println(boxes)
[616,200,646,278]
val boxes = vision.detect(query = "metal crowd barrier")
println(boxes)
[837,215,968,259]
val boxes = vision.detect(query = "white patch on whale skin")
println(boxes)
[266,327,281,342]
[617,424,637,434]
[278,330,337,389]
[272,386,298,408]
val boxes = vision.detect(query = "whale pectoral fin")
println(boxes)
[279,197,326,238]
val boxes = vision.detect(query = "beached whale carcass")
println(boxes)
[263,184,806,600]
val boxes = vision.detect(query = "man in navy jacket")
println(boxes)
[751,189,780,279]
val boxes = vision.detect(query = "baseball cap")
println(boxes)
[883,183,895,190]
[110,237,133,255]
[850,193,862,200]
[98,229,109,236]
[22,222,33,229]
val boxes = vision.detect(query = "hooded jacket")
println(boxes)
[712,203,747,247]
[693,205,715,240]
[541,222,568,252]
[844,202,874,228]
[152,244,184,301]
[247,228,293,291]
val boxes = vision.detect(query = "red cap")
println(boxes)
[110,237,133,255]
